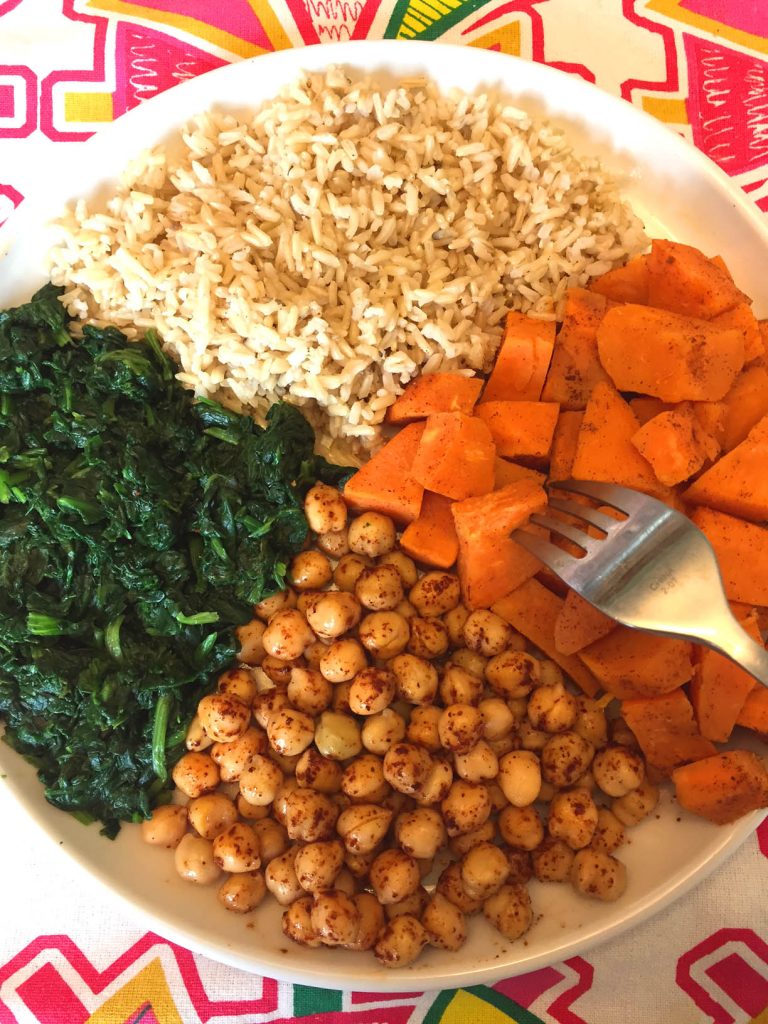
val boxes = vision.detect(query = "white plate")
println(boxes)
[0,40,766,993]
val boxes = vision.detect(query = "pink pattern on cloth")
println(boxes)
[495,958,593,1024]
[677,928,768,1024]
[679,0,768,35]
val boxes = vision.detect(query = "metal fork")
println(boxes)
[512,479,768,689]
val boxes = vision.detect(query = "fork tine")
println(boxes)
[528,513,599,552]
[551,479,654,515]
[546,496,622,534]
[511,528,583,576]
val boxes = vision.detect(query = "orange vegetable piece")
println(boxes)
[481,312,556,403]
[570,381,668,499]
[690,607,763,743]
[578,626,693,699]
[475,401,560,459]
[736,687,768,737]
[385,373,483,424]
[683,412,768,522]
[553,590,616,656]
[343,422,425,524]
[400,491,459,570]
[711,302,764,365]
[630,403,719,487]
[597,304,744,402]
[646,239,745,319]
[411,412,495,501]
[720,364,768,452]
[494,458,545,489]
[692,401,726,450]
[621,690,717,774]
[549,411,583,481]
[672,750,768,825]
[540,289,612,410]
[492,579,600,696]
[629,397,673,426]
[689,506,768,606]
[590,253,649,304]
[451,480,546,610]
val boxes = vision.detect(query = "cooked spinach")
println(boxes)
[0,284,349,837]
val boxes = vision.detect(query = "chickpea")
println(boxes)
[461,841,510,900]
[260,655,300,687]
[439,665,483,705]
[436,861,484,914]
[506,848,534,884]
[571,849,627,901]
[294,839,345,892]
[237,794,271,821]
[341,754,389,803]
[395,807,446,859]
[235,620,267,666]
[532,837,575,882]
[448,647,487,679]
[284,788,339,842]
[331,680,353,714]
[498,750,542,807]
[317,528,350,559]
[265,608,317,661]
[333,553,371,592]
[315,710,363,760]
[408,617,449,659]
[238,754,283,806]
[441,780,492,837]
[483,883,533,941]
[212,822,261,873]
[304,481,348,533]
[286,666,333,716]
[319,638,367,683]
[610,716,639,748]
[518,719,550,752]
[355,564,404,611]
[612,779,659,826]
[187,793,238,840]
[141,804,188,848]
[251,818,288,863]
[485,780,509,814]
[498,804,545,851]
[541,732,595,788]
[369,848,420,905]
[385,886,429,920]
[489,734,517,758]
[422,893,467,951]
[592,745,645,798]
[295,747,344,793]
[265,846,303,905]
[174,834,222,885]
[217,666,259,705]
[306,592,362,641]
[407,705,442,751]
[395,599,419,621]
[361,707,406,755]
[539,659,564,686]
[415,758,454,806]
[266,707,315,757]
[591,807,626,854]
[218,871,266,913]
[485,650,540,699]
[392,654,439,706]
[211,727,267,782]
[359,610,410,659]
[527,682,578,734]
[443,604,470,646]
[409,571,461,617]
[454,740,499,783]
[184,714,213,752]
[548,788,599,850]
[374,915,427,968]
[255,588,297,621]
[462,609,512,657]
[382,742,432,795]
[272,776,300,827]
[282,894,322,947]
[197,693,251,744]
[312,888,363,946]
[379,550,418,588]
[289,549,333,591]
[447,819,494,858]
[348,666,396,716]
[348,511,396,558]
[345,849,376,879]
[438,703,483,753]
[479,697,515,741]
[336,803,393,854]
[347,891,385,951]
[172,752,220,798]
[574,697,609,748]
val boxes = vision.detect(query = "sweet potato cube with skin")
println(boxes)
[578,626,694,699]
[343,422,424,524]
[597,304,745,402]
[386,373,484,424]
[720,364,768,452]
[711,302,764,365]
[541,289,612,410]
[646,239,745,319]
[400,491,459,570]
[411,412,496,501]
[481,312,556,402]
[493,458,546,489]
[631,403,719,487]
[549,411,583,481]
[689,506,768,606]
[451,479,547,610]
[554,589,616,656]
[682,412,768,522]
[672,750,768,825]
[621,690,717,774]
[475,401,560,459]
[590,253,649,304]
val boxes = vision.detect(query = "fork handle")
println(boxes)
[707,616,768,690]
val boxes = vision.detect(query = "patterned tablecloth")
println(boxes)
[1,2,768,1023]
